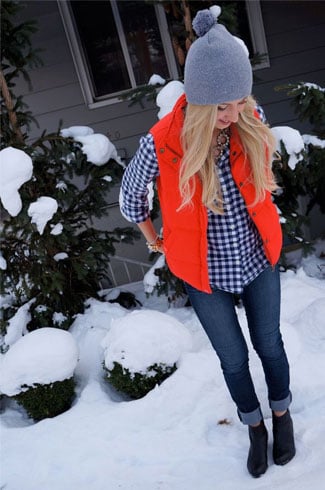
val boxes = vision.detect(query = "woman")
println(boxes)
[120,7,295,478]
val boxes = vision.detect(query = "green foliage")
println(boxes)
[147,257,187,302]
[1,0,43,143]
[302,143,325,214]
[104,361,177,399]
[0,133,140,335]
[271,141,310,255]
[275,82,325,215]
[14,377,76,421]
[276,83,325,136]
[120,83,159,108]
[1,1,43,77]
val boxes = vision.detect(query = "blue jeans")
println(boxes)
[184,266,291,425]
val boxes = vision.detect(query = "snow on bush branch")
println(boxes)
[60,126,124,167]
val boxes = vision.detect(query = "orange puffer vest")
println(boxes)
[150,94,282,293]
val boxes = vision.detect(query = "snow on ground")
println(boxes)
[1,260,325,490]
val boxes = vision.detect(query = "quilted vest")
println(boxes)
[150,94,282,293]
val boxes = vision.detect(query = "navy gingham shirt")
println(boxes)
[121,110,269,294]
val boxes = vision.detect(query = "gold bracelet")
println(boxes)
[146,235,163,252]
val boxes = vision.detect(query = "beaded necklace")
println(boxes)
[213,127,230,160]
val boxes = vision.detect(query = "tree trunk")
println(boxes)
[0,69,25,145]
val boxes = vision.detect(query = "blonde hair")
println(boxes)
[179,95,277,214]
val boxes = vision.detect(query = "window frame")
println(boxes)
[58,0,270,109]
[245,0,270,70]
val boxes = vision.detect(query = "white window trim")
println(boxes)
[58,0,97,107]
[58,0,269,109]
[110,1,137,88]
[246,0,270,69]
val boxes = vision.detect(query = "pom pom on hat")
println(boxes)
[184,5,253,105]
[192,10,215,37]
[209,5,221,20]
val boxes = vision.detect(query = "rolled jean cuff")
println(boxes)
[237,406,263,426]
[269,392,292,412]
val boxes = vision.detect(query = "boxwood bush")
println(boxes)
[14,377,76,421]
[104,361,177,399]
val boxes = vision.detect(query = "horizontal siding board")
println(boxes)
[30,107,158,156]
[88,112,158,141]
[260,46,325,81]
[266,23,325,55]
[17,3,66,43]
[89,206,152,265]
[23,83,84,115]
[16,2,71,67]
[34,37,73,67]
[261,1,325,35]
[253,69,325,104]
[33,95,157,123]
[16,0,58,20]
[28,97,158,136]
[23,89,158,129]
[16,61,78,95]
[259,99,313,133]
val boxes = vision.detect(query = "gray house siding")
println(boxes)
[13,0,325,282]
[254,1,325,131]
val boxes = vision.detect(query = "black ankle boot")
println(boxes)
[247,421,268,478]
[272,410,296,465]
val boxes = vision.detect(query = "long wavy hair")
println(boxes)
[179,95,278,214]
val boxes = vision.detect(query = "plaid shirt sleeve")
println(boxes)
[255,105,267,123]
[120,133,159,223]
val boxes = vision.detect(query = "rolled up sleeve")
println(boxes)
[120,134,159,223]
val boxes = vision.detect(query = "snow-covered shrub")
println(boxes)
[271,82,325,259]
[275,82,325,217]
[0,135,139,342]
[102,310,192,399]
[0,328,79,421]
[143,254,187,303]
[271,127,309,252]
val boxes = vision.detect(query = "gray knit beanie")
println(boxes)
[184,6,253,105]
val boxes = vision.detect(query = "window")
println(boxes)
[58,1,269,108]
[59,0,179,107]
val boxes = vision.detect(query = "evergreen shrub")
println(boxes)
[0,135,139,337]
[104,361,177,399]
[275,82,325,216]
[0,1,139,342]
[14,377,76,421]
